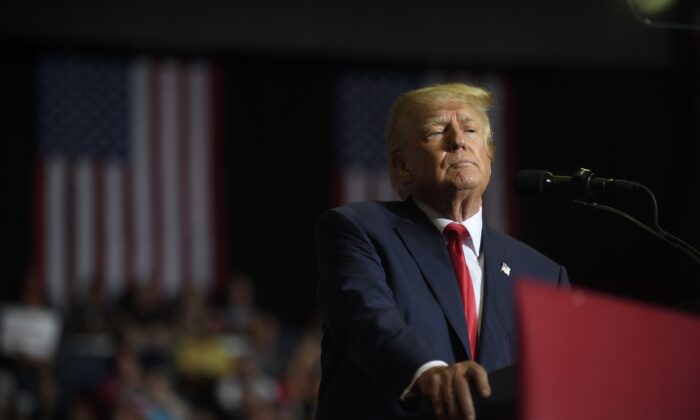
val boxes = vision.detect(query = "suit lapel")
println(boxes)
[478,225,516,367]
[393,199,472,359]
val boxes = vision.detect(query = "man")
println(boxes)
[315,83,569,419]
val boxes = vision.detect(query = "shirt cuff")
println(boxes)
[400,360,449,401]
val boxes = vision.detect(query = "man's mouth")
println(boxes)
[448,159,477,168]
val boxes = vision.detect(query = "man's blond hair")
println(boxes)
[385,83,494,200]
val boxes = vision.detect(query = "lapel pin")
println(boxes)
[501,262,511,276]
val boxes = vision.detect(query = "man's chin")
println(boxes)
[452,174,484,191]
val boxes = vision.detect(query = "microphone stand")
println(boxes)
[572,183,700,266]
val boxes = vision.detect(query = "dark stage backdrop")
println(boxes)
[2,49,699,326]
[514,66,700,308]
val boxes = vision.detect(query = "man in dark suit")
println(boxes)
[315,83,569,420]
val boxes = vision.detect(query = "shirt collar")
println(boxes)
[413,197,483,256]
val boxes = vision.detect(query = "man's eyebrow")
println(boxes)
[421,115,449,127]
[422,113,475,127]
[457,113,476,124]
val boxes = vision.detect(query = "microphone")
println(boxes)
[515,168,640,196]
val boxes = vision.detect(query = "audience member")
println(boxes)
[1,272,320,420]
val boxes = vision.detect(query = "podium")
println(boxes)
[422,282,700,419]
[516,281,700,420]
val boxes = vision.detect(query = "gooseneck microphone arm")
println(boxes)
[572,198,700,266]
[516,168,700,266]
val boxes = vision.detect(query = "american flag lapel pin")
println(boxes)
[501,262,511,276]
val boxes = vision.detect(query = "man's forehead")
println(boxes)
[414,102,480,123]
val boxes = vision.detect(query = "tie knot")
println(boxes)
[443,222,468,242]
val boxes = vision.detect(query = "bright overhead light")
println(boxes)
[631,0,678,15]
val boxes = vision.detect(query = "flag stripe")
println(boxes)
[189,63,211,293]
[75,159,94,294]
[178,64,193,293]
[131,59,152,288]
[376,172,395,201]
[149,62,163,292]
[123,169,134,291]
[46,158,67,305]
[160,61,181,298]
[33,162,46,297]
[342,168,370,204]
[210,67,225,293]
[65,163,76,301]
[95,163,106,293]
[105,162,125,297]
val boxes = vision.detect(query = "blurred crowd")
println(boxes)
[0,273,321,420]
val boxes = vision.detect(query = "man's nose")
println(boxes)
[446,125,466,150]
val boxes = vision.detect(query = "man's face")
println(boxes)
[395,101,492,202]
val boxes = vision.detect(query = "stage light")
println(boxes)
[630,0,678,15]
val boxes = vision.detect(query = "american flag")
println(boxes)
[332,70,517,234]
[34,55,223,305]
[333,71,421,204]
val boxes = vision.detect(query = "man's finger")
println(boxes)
[454,374,476,420]
[466,363,491,398]
[419,369,447,420]
[441,369,460,420]
[431,393,449,420]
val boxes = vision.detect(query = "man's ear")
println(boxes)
[391,153,413,183]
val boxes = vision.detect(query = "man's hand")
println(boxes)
[415,361,491,420]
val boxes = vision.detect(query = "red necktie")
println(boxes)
[443,222,478,359]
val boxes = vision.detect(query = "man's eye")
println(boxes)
[426,130,444,138]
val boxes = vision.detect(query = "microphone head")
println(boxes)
[515,170,551,196]
[515,168,639,197]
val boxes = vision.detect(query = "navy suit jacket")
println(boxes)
[315,199,569,419]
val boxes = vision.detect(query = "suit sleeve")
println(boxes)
[315,208,437,397]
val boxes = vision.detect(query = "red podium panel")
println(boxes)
[517,281,700,420]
